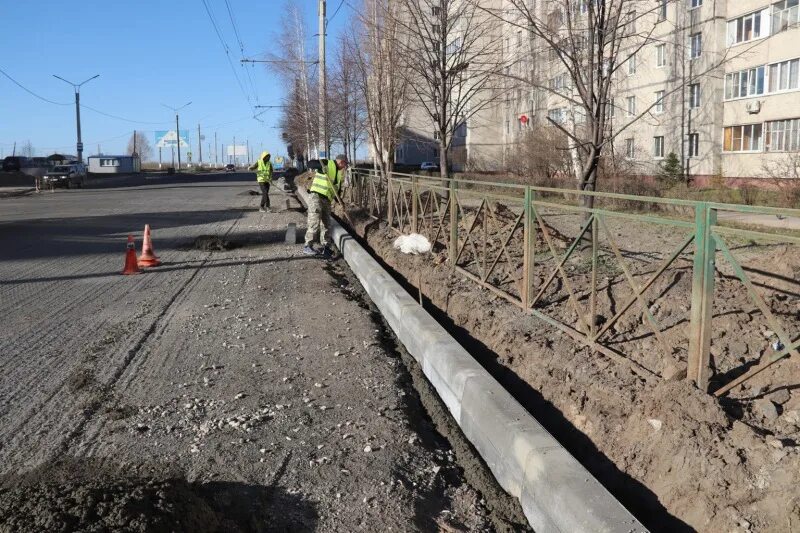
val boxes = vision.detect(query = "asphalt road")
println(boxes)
[0,172,527,532]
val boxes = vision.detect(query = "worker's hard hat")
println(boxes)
[261,151,270,159]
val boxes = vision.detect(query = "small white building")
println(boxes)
[87,155,140,174]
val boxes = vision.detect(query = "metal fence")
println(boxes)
[342,169,800,396]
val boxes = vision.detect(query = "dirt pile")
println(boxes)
[192,235,234,251]
[343,215,800,532]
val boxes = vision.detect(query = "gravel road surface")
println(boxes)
[0,173,528,532]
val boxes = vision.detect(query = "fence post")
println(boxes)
[688,203,717,391]
[522,187,534,309]
[387,171,394,228]
[411,175,419,234]
[449,178,458,268]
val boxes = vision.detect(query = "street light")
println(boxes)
[162,102,192,171]
[53,74,100,164]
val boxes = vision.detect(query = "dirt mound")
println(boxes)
[0,477,223,532]
[192,235,234,251]
[0,461,314,533]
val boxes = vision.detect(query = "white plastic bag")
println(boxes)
[393,233,432,255]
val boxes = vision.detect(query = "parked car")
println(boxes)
[225,163,236,173]
[420,162,440,171]
[2,156,29,172]
[42,164,86,188]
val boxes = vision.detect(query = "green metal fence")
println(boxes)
[343,169,800,395]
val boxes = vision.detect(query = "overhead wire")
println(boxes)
[199,0,255,111]
[223,0,261,107]
[0,67,70,106]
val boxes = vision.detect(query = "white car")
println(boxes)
[420,162,440,171]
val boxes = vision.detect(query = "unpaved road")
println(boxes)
[0,173,528,532]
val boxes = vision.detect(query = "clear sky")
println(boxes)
[0,0,352,162]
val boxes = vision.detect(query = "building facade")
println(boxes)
[392,0,800,181]
[87,155,141,174]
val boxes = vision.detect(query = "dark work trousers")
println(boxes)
[259,182,271,209]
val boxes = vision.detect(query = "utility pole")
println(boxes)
[53,74,99,163]
[198,124,202,165]
[214,131,218,166]
[159,147,162,169]
[246,139,250,165]
[133,129,137,156]
[233,136,236,166]
[318,0,327,159]
[162,102,191,171]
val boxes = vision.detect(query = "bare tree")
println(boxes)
[351,0,412,177]
[329,41,367,164]
[272,1,319,163]
[126,131,152,161]
[394,0,505,179]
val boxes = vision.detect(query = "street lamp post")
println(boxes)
[53,74,100,164]
[162,102,192,171]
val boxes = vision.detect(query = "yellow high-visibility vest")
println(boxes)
[257,158,273,183]
[309,159,341,200]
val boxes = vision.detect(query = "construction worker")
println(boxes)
[304,154,348,257]
[248,151,273,212]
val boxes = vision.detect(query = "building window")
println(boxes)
[434,130,441,140]
[547,108,566,123]
[723,124,763,152]
[724,66,766,99]
[627,10,637,34]
[771,0,799,33]
[768,58,800,92]
[727,10,767,45]
[654,90,665,113]
[658,0,667,20]
[690,33,702,59]
[656,44,666,67]
[626,95,636,116]
[628,53,636,74]
[432,5,441,16]
[765,118,800,151]
[690,0,703,9]
[653,136,665,158]
[625,138,635,158]
[689,83,701,107]
[689,133,700,156]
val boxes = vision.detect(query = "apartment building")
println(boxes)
[390,0,798,180]
[497,0,800,181]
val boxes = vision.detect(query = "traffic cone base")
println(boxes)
[122,235,142,275]
[138,224,162,268]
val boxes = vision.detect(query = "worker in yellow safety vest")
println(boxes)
[248,151,273,212]
[304,154,348,257]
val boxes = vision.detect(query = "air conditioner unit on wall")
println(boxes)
[746,100,762,114]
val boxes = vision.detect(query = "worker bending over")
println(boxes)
[304,154,348,257]
[248,151,273,212]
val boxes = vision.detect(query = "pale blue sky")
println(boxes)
[0,0,352,160]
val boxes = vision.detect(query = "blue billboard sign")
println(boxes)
[155,130,190,149]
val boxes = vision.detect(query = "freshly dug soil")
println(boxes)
[337,199,800,533]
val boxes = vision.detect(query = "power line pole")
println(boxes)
[233,135,236,166]
[318,0,327,159]
[246,139,250,165]
[162,102,191,172]
[215,131,218,166]
[53,74,99,163]
[133,129,137,156]
[198,124,203,165]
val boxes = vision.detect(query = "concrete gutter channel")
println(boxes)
[296,188,647,532]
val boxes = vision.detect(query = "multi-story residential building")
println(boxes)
[392,0,799,181]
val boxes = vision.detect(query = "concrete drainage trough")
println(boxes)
[296,188,646,533]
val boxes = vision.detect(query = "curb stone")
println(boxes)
[296,188,647,533]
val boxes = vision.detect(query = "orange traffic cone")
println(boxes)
[122,235,141,275]
[138,224,162,267]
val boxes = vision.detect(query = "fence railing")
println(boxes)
[342,169,800,395]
